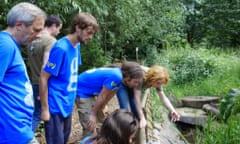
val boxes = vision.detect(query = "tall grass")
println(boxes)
[154,47,240,98]
[165,62,240,98]
[195,115,240,144]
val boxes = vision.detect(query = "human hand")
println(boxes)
[41,109,50,121]
[102,105,109,116]
[87,113,97,131]
[171,111,180,122]
[139,116,147,128]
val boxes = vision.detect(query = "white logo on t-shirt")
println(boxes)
[67,57,78,92]
[24,82,34,107]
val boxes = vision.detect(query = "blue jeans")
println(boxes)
[116,84,138,117]
[45,114,72,144]
[32,84,41,132]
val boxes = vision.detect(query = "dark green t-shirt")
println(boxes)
[28,32,56,84]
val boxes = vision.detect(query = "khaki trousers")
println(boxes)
[75,97,105,138]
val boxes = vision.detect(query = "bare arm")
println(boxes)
[88,86,116,130]
[42,51,50,69]
[39,70,51,121]
[134,88,147,128]
[92,87,116,115]
[157,89,175,112]
[157,88,180,122]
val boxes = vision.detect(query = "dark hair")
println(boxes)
[70,12,99,34]
[105,61,143,79]
[87,109,138,144]
[44,15,62,27]
[121,61,143,79]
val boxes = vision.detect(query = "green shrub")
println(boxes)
[154,47,240,97]
[170,51,217,84]
[219,88,240,122]
[142,45,160,66]
[78,38,111,72]
[196,114,240,144]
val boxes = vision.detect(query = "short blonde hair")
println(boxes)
[144,65,169,85]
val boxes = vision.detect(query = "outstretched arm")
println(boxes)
[87,87,116,131]
[157,88,180,122]
[134,88,147,128]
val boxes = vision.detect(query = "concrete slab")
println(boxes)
[182,96,219,108]
[176,107,208,126]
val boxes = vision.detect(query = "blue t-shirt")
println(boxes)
[0,32,34,143]
[44,36,80,118]
[77,67,122,98]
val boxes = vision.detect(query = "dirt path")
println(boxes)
[68,96,119,144]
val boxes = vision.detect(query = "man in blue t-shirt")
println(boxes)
[76,61,144,138]
[39,13,99,144]
[0,2,46,144]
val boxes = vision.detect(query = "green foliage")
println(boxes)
[0,0,110,69]
[0,0,16,29]
[2,0,240,64]
[154,46,240,143]
[160,48,217,85]
[0,0,188,64]
[78,38,111,73]
[149,47,240,143]
[142,45,159,66]
[77,0,187,61]
[196,115,240,144]
[219,88,240,122]
[184,0,240,48]
[172,54,216,84]
[156,46,240,98]
[0,0,81,31]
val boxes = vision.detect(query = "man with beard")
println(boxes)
[39,13,99,144]
[76,61,144,138]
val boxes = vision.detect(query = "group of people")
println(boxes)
[0,2,180,144]
[76,63,180,144]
